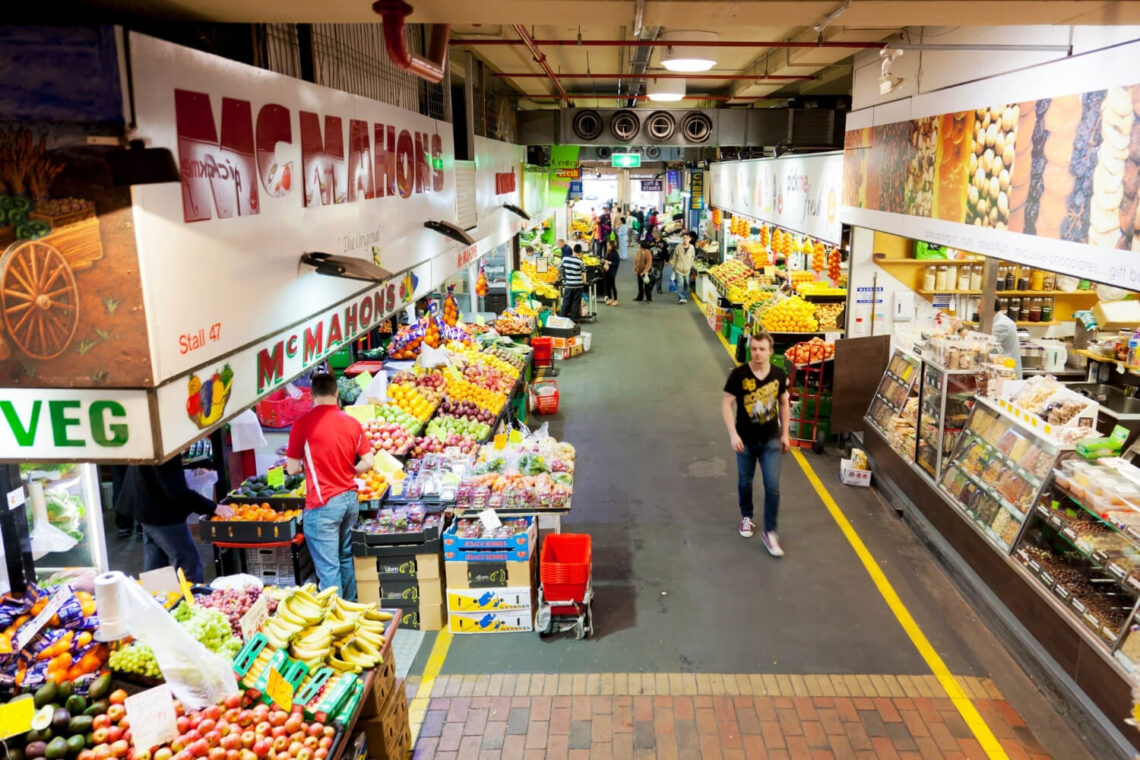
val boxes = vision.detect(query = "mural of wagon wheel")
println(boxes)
[1,239,80,360]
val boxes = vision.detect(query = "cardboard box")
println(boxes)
[840,458,872,487]
[358,657,397,719]
[552,347,569,361]
[361,679,409,760]
[549,336,568,349]
[357,579,382,605]
[449,608,534,634]
[353,557,380,581]
[569,343,584,358]
[375,577,443,606]
[443,516,535,559]
[397,602,446,631]
[445,557,535,589]
[446,586,534,613]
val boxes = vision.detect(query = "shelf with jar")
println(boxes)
[865,349,921,459]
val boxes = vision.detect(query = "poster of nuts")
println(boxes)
[966,104,1019,229]
[905,117,939,218]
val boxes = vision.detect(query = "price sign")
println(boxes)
[478,508,502,532]
[1039,571,1055,587]
[1108,563,1127,579]
[239,595,270,640]
[344,405,376,423]
[177,568,194,607]
[493,434,508,450]
[15,585,71,651]
[267,467,285,488]
[266,666,294,712]
[1071,598,1087,614]
[354,371,373,390]
[1054,585,1070,601]
[124,684,178,751]
[1027,560,1042,574]
[6,488,25,511]
[0,695,35,740]
[139,567,181,596]
[475,314,486,326]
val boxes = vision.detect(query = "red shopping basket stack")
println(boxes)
[255,387,314,428]
[540,533,591,616]
[531,336,553,368]
[530,379,560,415]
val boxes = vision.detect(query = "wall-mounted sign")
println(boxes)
[640,180,663,192]
[690,171,705,210]
[612,153,641,168]
[0,389,154,461]
[710,153,844,244]
[558,168,582,179]
[568,180,583,200]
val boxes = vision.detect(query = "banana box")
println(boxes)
[446,586,534,613]
[449,608,534,634]
[445,556,535,589]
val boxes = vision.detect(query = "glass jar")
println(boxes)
[970,297,980,323]
[1017,273,1030,291]
[1007,298,1021,321]
[923,266,936,290]
[936,266,950,290]
[1043,272,1057,291]
[1019,298,1031,321]
[1003,265,1017,291]
[1028,298,1042,323]
[1030,269,1045,291]
[970,265,983,291]
[957,267,971,291]
[1041,298,1054,322]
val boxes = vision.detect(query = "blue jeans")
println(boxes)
[303,490,358,601]
[675,271,690,301]
[737,437,782,532]
[141,521,205,583]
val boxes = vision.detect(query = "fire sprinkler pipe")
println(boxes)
[523,94,777,101]
[512,24,575,106]
[453,38,884,49]
[372,0,450,83]
[496,72,814,81]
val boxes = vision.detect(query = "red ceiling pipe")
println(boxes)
[453,38,884,49]
[511,24,575,106]
[372,0,450,83]
[523,94,777,101]
[495,72,814,81]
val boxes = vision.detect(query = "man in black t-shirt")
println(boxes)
[722,331,791,556]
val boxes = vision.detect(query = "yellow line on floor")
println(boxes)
[703,311,1009,759]
[408,629,452,743]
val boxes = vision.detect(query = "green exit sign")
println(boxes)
[612,153,641,168]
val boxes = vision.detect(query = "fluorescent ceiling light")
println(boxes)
[660,31,718,72]
[647,77,685,102]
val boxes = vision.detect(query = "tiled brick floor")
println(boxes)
[404,673,1052,759]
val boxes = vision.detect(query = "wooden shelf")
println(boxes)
[917,289,982,295]
[873,256,981,266]
[996,290,1098,297]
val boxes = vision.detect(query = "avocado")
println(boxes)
[32,684,57,709]
[10,747,25,760]
[87,674,112,701]
[66,717,92,736]
[25,741,47,759]
[82,700,108,718]
[44,737,68,760]
[64,696,85,716]
[50,709,70,734]
[56,682,72,701]
[64,736,84,757]
[30,706,54,732]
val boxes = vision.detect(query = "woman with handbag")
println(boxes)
[603,239,621,306]
[633,240,654,303]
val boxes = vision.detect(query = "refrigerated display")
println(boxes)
[916,360,980,480]
[19,462,110,580]
[865,349,921,459]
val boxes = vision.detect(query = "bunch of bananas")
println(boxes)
[257,585,395,674]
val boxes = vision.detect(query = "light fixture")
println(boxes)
[660,31,718,72]
[502,203,531,221]
[879,48,904,95]
[301,252,394,282]
[424,219,477,245]
[647,77,685,102]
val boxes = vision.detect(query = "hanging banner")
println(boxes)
[547,145,581,206]
[690,171,705,210]
[710,153,844,244]
[841,41,1140,288]
[666,169,681,198]
[128,32,458,385]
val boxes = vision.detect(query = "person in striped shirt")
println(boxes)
[559,244,586,322]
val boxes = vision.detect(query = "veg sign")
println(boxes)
[0,390,154,461]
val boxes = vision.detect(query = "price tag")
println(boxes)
[0,695,35,739]
[6,488,25,511]
[239,595,269,640]
[1084,611,1101,628]
[475,315,486,326]
[493,434,508,450]
[1040,571,1055,587]
[354,371,373,390]
[1035,504,1049,519]
[266,666,294,712]
[267,467,285,488]
[1061,527,1078,542]
[1127,575,1140,592]
[1027,560,1042,574]
[508,430,523,444]
[1071,598,1087,614]
[478,508,502,532]
[15,585,71,651]
[139,567,181,596]
[344,405,377,423]
[1108,563,1127,579]
[124,684,178,751]
[1054,585,1071,601]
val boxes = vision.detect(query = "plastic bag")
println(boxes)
[669,274,678,293]
[209,574,264,591]
[28,481,78,559]
[419,344,451,369]
[184,468,219,501]
[97,571,237,708]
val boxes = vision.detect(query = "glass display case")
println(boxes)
[865,349,921,461]
[19,463,110,581]
[916,361,981,480]
[938,399,1059,551]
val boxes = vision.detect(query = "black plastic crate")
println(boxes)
[199,515,301,543]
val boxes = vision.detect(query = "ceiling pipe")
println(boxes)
[523,94,778,101]
[632,0,645,39]
[496,72,815,81]
[372,0,450,83]
[512,24,575,106]
[814,0,852,33]
[452,38,883,49]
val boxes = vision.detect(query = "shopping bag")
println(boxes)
[669,273,678,293]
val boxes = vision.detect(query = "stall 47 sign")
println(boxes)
[0,390,154,461]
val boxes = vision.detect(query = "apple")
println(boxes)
[107,727,123,743]
[252,740,272,759]
[111,741,131,758]
[154,750,173,760]
[209,749,226,760]
[271,737,289,753]
[93,729,111,745]
[224,695,243,710]
[241,732,257,749]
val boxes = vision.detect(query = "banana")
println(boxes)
[290,643,330,662]
[335,597,374,614]
[325,615,357,636]
[316,587,338,603]
[354,628,386,648]
[340,641,382,667]
[363,609,394,622]
[276,603,309,627]
[286,596,325,624]
[350,636,381,657]
[327,654,362,674]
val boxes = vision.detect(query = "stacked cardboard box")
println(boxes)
[359,676,409,760]
[355,547,446,630]
[443,518,538,633]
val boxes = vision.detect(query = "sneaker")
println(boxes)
[738,517,755,538]
[117,529,131,539]
[678,298,687,304]
[762,531,785,557]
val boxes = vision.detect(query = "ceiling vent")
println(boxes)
[560,109,722,146]
[609,110,641,141]
[645,146,662,160]
[572,110,604,141]
[681,112,714,143]
[645,112,677,141]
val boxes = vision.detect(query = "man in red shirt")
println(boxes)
[286,372,374,600]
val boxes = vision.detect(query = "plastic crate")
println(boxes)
[531,337,553,366]
[529,379,560,415]
[256,387,313,428]
[540,533,591,603]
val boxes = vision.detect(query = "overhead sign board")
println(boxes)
[641,180,663,192]
[612,153,641,168]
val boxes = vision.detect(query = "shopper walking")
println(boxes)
[286,372,375,599]
[603,239,621,306]
[672,231,697,304]
[646,208,659,239]
[116,458,234,582]
[615,216,630,261]
[632,206,645,232]
[722,331,791,556]
[560,244,586,321]
[633,240,654,303]
[651,228,670,295]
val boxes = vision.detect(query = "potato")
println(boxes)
[978,197,990,216]
[967,184,980,206]
[969,152,979,175]
[974,167,988,190]
[994,131,1006,158]
[983,148,996,174]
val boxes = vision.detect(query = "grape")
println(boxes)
[196,587,276,638]
[113,602,244,678]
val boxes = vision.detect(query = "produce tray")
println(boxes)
[223,495,307,508]
[199,515,302,543]
[351,523,441,546]
[351,535,442,558]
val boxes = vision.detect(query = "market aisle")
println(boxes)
[407,293,1097,759]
